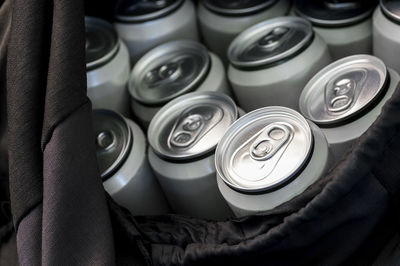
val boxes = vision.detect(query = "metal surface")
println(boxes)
[299,55,388,126]
[148,91,238,161]
[115,0,183,22]
[92,110,132,181]
[228,17,313,68]
[380,0,400,23]
[294,0,376,27]
[85,17,119,70]
[215,106,313,192]
[129,40,210,105]
[202,0,276,16]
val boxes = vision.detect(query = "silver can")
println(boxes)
[129,40,230,129]
[299,55,399,161]
[215,106,332,217]
[93,109,169,216]
[86,17,131,116]
[197,0,291,64]
[114,0,199,63]
[228,16,331,112]
[148,92,241,220]
[294,0,376,60]
[373,0,400,74]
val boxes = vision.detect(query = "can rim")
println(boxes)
[380,0,400,24]
[202,0,277,16]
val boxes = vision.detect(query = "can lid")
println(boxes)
[148,92,238,161]
[380,0,400,23]
[294,0,376,27]
[299,55,388,126]
[92,109,132,181]
[129,40,211,105]
[115,0,183,23]
[228,17,313,68]
[216,107,313,192]
[85,17,119,71]
[202,0,277,16]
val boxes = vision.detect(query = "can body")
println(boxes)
[115,0,199,63]
[131,52,230,128]
[228,34,331,112]
[198,0,290,64]
[217,121,332,217]
[314,17,372,60]
[103,118,169,215]
[373,7,400,74]
[87,41,130,116]
[321,68,399,160]
[149,149,233,220]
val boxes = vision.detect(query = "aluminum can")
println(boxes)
[294,0,376,60]
[114,0,199,63]
[93,109,169,215]
[299,55,399,161]
[228,16,331,112]
[148,92,241,220]
[129,40,230,129]
[215,106,332,217]
[197,0,291,64]
[86,17,131,116]
[373,0,400,74]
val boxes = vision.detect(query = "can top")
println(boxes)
[380,0,400,23]
[215,107,313,193]
[129,40,211,105]
[148,91,238,161]
[115,0,183,23]
[228,17,313,69]
[85,17,119,71]
[202,0,277,16]
[92,109,132,181]
[294,0,376,27]
[299,55,388,126]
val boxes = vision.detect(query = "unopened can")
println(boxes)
[148,92,241,220]
[228,16,331,112]
[197,0,291,64]
[93,109,169,216]
[129,40,230,128]
[86,17,131,116]
[215,106,332,217]
[294,0,377,60]
[114,0,199,63]
[373,0,400,74]
[299,55,399,160]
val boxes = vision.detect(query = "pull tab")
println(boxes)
[258,27,290,51]
[250,124,291,161]
[97,130,116,151]
[170,114,205,148]
[324,0,360,10]
[145,61,182,87]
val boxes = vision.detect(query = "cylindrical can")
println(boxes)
[86,17,131,116]
[294,0,377,60]
[93,109,169,216]
[215,106,332,217]
[228,16,331,112]
[373,0,400,74]
[197,0,291,64]
[299,55,399,161]
[129,40,230,129]
[114,0,199,63]
[148,92,241,220]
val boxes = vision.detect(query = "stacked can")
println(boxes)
[114,0,199,63]
[373,0,400,74]
[129,40,230,128]
[294,0,377,60]
[148,92,241,220]
[86,17,130,116]
[197,0,291,64]
[299,55,399,160]
[93,109,169,216]
[228,16,331,112]
[216,107,332,217]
